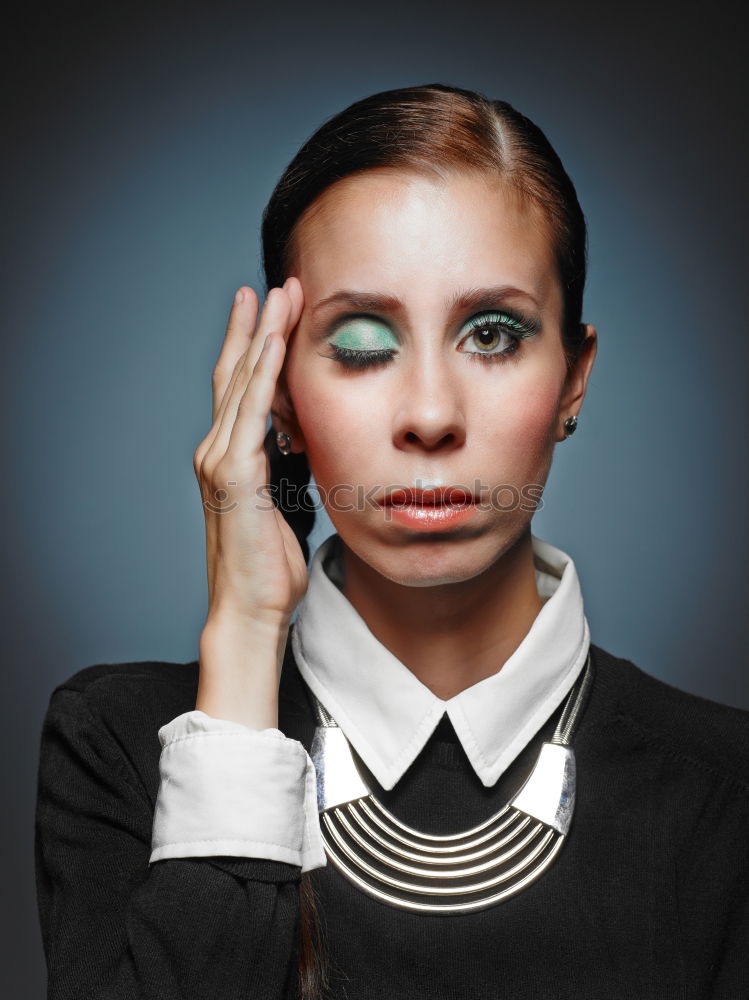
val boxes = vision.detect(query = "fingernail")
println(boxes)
[235,288,245,304]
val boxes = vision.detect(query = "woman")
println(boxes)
[35,83,749,999]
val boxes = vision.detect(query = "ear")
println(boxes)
[270,359,308,455]
[556,323,598,442]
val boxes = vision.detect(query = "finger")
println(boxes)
[212,286,259,423]
[284,277,305,334]
[196,343,250,473]
[210,279,299,448]
[240,278,302,407]
[214,343,251,429]
[200,282,300,471]
[243,286,293,374]
[206,286,288,457]
[226,333,287,462]
[209,285,296,457]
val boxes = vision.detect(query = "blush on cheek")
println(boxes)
[496,385,560,473]
[293,401,367,499]
[289,357,374,469]
[526,394,560,448]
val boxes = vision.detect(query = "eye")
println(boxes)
[459,309,540,365]
[322,316,398,370]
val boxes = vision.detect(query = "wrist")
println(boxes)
[205,602,292,635]
[197,614,290,730]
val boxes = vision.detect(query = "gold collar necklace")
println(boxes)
[309,651,594,914]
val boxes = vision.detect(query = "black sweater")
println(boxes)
[34,633,749,999]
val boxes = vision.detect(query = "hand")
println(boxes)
[193,278,308,631]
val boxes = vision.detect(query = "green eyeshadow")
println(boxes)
[331,319,398,352]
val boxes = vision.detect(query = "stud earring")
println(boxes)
[276,431,292,455]
[563,415,578,439]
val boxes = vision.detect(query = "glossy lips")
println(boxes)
[378,486,479,531]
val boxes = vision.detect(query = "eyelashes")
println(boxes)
[460,311,538,366]
[326,344,397,368]
[322,309,540,370]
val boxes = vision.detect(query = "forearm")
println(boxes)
[196,612,290,730]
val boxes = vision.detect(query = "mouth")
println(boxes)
[377,486,481,531]
[379,487,479,507]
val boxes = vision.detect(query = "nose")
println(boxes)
[391,351,466,453]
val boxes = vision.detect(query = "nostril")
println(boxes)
[402,430,460,451]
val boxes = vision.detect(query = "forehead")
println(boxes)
[290,168,559,309]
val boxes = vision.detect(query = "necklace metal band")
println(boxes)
[309,651,593,914]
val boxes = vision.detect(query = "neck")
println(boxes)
[340,528,544,700]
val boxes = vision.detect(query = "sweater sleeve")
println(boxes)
[34,685,318,1000]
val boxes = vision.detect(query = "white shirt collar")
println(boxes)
[291,532,590,790]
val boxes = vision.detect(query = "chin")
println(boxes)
[347,524,523,589]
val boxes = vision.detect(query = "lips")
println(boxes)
[380,487,477,506]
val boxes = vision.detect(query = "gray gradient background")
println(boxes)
[4,0,747,992]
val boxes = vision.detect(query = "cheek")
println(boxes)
[286,361,373,490]
[482,374,561,474]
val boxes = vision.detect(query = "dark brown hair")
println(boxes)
[259,82,589,999]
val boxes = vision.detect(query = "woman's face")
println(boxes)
[276,168,596,587]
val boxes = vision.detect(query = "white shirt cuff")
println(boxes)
[149,710,327,874]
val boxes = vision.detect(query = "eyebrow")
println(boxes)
[310,284,540,318]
